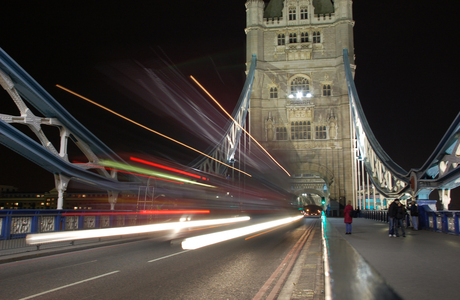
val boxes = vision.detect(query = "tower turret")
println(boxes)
[245,0,265,62]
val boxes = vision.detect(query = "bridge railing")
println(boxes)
[359,207,460,236]
[0,209,181,251]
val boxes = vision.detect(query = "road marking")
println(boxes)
[148,250,189,263]
[18,270,120,300]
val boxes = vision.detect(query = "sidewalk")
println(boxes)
[328,217,460,300]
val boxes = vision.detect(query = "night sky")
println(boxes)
[0,1,458,201]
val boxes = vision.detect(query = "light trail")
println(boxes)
[181,215,302,250]
[56,85,252,178]
[26,216,251,245]
[190,76,291,177]
[130,156,204,180]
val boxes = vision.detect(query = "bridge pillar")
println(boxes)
[54,174,70,209]
[108,191,118,210]
[438,189,451,210]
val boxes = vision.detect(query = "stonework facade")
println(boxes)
[245,0,355,208]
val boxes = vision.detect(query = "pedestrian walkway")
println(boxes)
[328,217,460,300]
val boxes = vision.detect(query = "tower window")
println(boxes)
[290,77,310,96]
[289,8,296,20]
[270,87,278,98]
[322,84,331,96]
[301,32,309,43]
[276,127,288,140]
[291,121,311,140]
[300,7,308,19]
[313,31,321,43]
[277,34,285,45]
[289,33,297,43]
[316,126,327,139]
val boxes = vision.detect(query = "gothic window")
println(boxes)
[322,84,331,96]
[276,127,287,140]
[313,31,321,43]
[316,126,327,139]
[291,121,311,140]
[290,76,310,96]
[301,32,309,43]
[289,8,296,20]
[270,87,278,98]
[289,33,297,43]
[300,7,308,19]
[278,33,285,45]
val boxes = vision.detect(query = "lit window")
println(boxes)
[276,127,288,140]
[289,7,296,20]
[300,7,308,20]
[301,32,309,43]
[290,76,310,96]
[277,34,285,45]
[270,87,278,98]
[313,31,321,43]
[316,126,327,139]
[322,84,331,96]
[291,121,311,140]
[289,33,297,43]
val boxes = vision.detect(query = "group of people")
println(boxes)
[342,199,419,236]
[388,199,419,237]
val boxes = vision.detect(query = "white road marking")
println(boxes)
[148,250,189,263]
[18,270,120,300]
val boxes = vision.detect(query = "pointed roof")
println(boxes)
[313,0,335,14]
[264,0,284,19]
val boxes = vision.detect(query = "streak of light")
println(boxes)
[74,161,185,185]
[130,156,204,180]
[99,159,215,188]
[56,84,252,178]
[181,215,302,250]
[190,76,291,177]
[26,216,251,245]
[62,210,210,216]
[244,224,287,240]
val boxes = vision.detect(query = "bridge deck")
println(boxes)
[328,217,459,300]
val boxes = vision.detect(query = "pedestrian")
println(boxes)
[394,202,406,237]
[409,200,419,230]
[356,207,361,218]
[344,200,353,234]
[388,199,399,237]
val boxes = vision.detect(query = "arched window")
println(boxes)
[291,121,311,140]
[322,84,331,96]
[276,127,287,140]
[289,8,296,20]
[277,33,285,45]
[301,32,309,43]
[289,33,297,43]
[316,126,327,139]
[290,76,310,96]
[270,87,278,98]
[300,7,308,20]
[313,31,321,43]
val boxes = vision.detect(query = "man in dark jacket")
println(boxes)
[388,199,399,237]
[409,200,419,230]
[394,202,406,237]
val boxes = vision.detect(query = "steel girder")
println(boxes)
[192,55,257,176]
[343,49,460,198]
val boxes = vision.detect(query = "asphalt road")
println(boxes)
[0,216,314,300]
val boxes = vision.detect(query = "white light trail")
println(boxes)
[26,216,250,245]
[181,216,302,250]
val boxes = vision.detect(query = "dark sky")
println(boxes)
[0,1,458,197]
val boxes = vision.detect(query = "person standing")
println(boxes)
[409,200,419,230]
[388,199,399,237]
[344,201,353,234]
[394,202,406,237]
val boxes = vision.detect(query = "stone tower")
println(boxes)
[245,0,355,210]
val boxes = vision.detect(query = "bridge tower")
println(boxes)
[245,0,355,210]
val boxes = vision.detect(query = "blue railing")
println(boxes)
[359,207,460,236]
